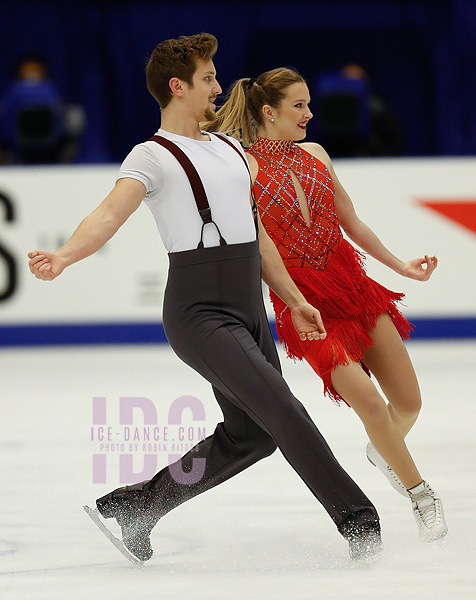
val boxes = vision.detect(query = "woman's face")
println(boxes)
[268,82,313,140]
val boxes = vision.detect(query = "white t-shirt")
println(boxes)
[117,129,256,253]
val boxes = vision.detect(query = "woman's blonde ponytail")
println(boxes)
[203,78,257,147]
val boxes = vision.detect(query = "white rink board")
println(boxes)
[334,157,476,318]
[0,157,475,331]
[0,165,167,323]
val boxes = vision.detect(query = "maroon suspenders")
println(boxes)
[148,133,258,249]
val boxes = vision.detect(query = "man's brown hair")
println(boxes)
[146,33,218,109]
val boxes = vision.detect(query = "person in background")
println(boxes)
[0,54,84,164]
[204,66,447,543]
[311,63,406,158]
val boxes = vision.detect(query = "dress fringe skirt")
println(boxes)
[270,239,413,405]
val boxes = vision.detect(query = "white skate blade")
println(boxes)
[83,505,144,566]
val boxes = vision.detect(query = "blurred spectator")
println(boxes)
[311,63,407,158]
[0,54,85,164]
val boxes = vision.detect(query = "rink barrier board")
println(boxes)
[1,317,475,347]
[1,159,475,337]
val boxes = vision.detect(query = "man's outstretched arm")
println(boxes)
[28,178,146,280]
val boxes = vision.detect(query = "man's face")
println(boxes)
[18,60,47,82]
[185,58,222,122]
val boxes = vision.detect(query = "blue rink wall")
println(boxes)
[1,317,476,347]
[1,158,475,347]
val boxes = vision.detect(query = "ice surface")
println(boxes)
[0,340,475,599]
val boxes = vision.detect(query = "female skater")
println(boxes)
[204,67,447,543]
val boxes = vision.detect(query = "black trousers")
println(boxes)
[141,240,378,536]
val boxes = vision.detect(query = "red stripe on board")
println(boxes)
[418,199,476,236]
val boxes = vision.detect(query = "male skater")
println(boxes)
[28,33,381,562]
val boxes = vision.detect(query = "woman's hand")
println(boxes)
[401,255,438,281]
[290,303,327,341]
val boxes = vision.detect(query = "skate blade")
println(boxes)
[83,505,144,566]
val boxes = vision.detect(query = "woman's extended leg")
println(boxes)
[330,359,422,490]
[363,313,421,438]
[330,314,447,542]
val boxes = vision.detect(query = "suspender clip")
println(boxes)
[199,207,213,224]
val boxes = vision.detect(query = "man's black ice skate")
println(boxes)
[340,520,383,561]
[96,483,155,562]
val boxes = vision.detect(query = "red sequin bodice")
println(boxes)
[247,138,342,269]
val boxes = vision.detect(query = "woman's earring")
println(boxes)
[271,118,275,122]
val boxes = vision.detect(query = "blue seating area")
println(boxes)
[1,1,475,163]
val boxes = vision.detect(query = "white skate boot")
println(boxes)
[366,442,408,497]
[408,481,448,542]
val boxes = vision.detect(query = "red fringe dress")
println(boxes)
[247,137,412,405]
